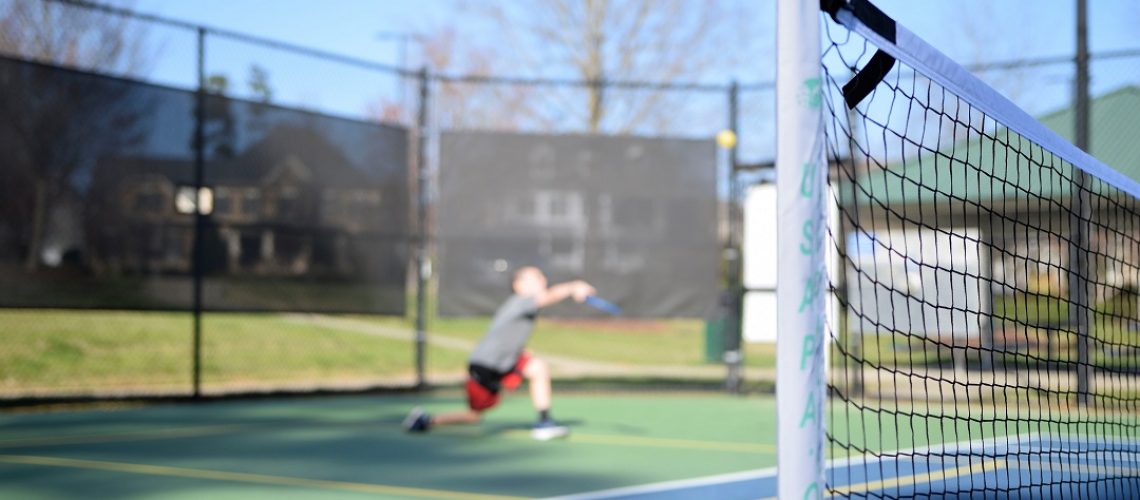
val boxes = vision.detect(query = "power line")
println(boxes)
[47,0,738,92]
[45,0,1140,94]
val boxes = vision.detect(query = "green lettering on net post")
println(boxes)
[803,482,820,500]
[797,267,821,313]
[799,389,817,428]
[799,219,817,255]
[799,160,818,198]
[801,314,826,370]
[799,77,821,110]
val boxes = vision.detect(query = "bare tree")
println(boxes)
[0,0,150,271]
[442,0,750,134]
[0,0,149,74]
[247,64,274,103]
[947,1,1052,115]
[880,3,1049,156]
[366,28,532,130]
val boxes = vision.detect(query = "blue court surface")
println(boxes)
[553,435,1140,499]
[5,396,1138,499]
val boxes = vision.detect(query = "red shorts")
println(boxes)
[466,352,531,412]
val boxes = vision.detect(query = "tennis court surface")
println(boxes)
[0,393,778,499]
[6,393,1137,499]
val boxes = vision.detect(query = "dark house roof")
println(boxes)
[93,124,383,190]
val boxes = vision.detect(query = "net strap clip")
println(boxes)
[821,0,898,109]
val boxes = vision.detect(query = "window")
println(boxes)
[214,188,233,215]
[538,191,582,224]
[276,187,300,218]
[277,195,297,218]
[241,190,261,216]
[175,186,213,215]
[549,196,568,217]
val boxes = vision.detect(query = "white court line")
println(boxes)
[552,433,1140,499]
[822,433,1040,471]
[1017,460,1140,477]
[548,433,1048,500]
[1029,434,1140,449]
[543,467,777,500]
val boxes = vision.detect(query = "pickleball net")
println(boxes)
[817,0,1140,497]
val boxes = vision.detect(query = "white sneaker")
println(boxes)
[403,406,431,433]
[531,421,569,441]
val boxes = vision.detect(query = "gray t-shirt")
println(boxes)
[468,294,539,373]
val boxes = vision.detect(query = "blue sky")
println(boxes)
[124,0,1138,162]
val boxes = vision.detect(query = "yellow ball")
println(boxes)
[716,129,737,149]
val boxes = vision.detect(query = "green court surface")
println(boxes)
[0,393,777,499]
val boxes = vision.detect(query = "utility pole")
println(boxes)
[377,31,425,117]
[724,81,743,394]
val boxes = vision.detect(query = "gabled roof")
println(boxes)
[228,124,375,188]
[94,124,379,189]
[847,85,1140,207]
[1039,85,1140,178]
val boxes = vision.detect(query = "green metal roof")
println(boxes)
[847,85,1140,206]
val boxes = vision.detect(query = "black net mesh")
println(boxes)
[822,11,1140,498]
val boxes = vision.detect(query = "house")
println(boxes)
[841,85,1140,337]
[87,124,408,279]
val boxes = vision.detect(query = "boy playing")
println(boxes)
[403,266,595,440]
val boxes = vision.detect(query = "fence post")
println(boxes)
[1072,0,1092,407]
[725,80,743,394]
[414,66,430,390]
[191,27,206,398]
[842,82,864,395]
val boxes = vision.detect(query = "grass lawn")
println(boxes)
[0,310,466,396]
[0,309,776,397]
[369,315,777,368]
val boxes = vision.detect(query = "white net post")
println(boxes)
[776,0,826,498]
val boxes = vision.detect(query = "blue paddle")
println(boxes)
[584,296,622,316]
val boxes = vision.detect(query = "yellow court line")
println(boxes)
[502,430,776,454]
[0,454,526,500]
[828,459,1006,497]
[0,425,246,449]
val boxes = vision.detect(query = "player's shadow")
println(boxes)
[480,419,586,436]
[376,417,587,435]
[403,419,655,439]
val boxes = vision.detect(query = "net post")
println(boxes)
[777,0,825,497]
[191,26,206,399]
[414,66,430,391]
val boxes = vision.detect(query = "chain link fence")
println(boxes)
[2,0,1135,403]
[0,0,762,402]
